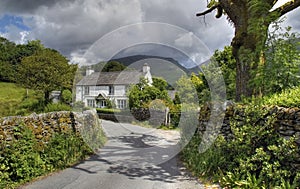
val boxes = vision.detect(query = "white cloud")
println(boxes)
[175,32,194,48]
[271,0,293,11]
[0,0,299,67]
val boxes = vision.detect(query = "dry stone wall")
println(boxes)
[198,104,300,146]
[0,110,103,148]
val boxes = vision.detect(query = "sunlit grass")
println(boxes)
[0,82,43,117]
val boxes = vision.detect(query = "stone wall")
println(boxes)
[198,104,300,145]
[98,108,166,126]
[0,110,104,150]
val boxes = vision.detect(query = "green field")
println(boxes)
[0,82,43,117]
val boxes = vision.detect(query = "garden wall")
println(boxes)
[198,104,300,145]
[0,110,104,149]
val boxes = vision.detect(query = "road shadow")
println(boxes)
[71,134,194,184]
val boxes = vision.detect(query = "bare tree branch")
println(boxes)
[196,4,220,17]
[272,0,300,17]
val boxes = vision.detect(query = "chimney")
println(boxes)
[143,63,150,74]
[142,63,153,84]
[86,66,94,76]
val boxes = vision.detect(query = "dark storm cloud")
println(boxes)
[0,0,76,14]
[0,0,299,65]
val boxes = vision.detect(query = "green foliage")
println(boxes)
[262,86,300,107]
[96,108,121,114]
[17,48,77,104]
[128,78,171,109]
[102,61,126,72]
[72,101,92,112]
[0,38,43,83]
[61,89,72,105]
[152,77,168,91]
[44,103,72,113]
[0,119,104,188]
[212,46,236,99]
[0,82,44,117]
[252,22,300,96]
[105,99,115,109]
[181,135,227,179]
[0,125,45,188]
[175,75,199,104]
[181,104,300,188]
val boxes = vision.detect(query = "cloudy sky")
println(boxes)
[0,0,299,67]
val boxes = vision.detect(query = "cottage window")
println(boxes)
[87,99,95,107]
[117,100,126,109]
[84,86,89,95]
[99,100,107,108]
[109,86,114,95]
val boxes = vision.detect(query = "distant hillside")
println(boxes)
[79,55,206,85]
[111,55,206,85]
[110,55,192,73]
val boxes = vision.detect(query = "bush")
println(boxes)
[0,120,102,188]
[61,89,72,105]
[96,108,121,114]
[181,104,300,188]
[44,103,71,112]
[262,86,300,107]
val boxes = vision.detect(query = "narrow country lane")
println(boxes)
[22,120,206,189]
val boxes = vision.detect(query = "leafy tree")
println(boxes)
[251,23,300,95]
[61,89,73,105]
[212,46,236,99]
[17,48,77,104]
[128,78,170,109]
[152,77,168,91]
[0,38,43,82]
[175,75,199,104]
[0,37,17,82]
[102,61,126,72]
[197,0,300,101]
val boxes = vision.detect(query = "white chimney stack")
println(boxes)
[86,66,94,76]
[142,63,153,84]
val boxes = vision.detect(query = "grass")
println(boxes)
[0,82,43,117]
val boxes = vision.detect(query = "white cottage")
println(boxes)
[76,63,152,109]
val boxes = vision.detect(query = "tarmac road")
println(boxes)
[22,120,206,189]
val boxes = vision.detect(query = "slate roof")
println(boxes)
[76,70,144,86]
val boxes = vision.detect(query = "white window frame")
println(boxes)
[87,99,95,107]
[117,99,126,109]
[84,86,89,95]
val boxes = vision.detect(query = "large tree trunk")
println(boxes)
[219,0,270,101]
[197,0,300,101]
[231,23,269,101]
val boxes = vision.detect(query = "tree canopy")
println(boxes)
[0,38,43,82]
[17,48,77,104]
[102,61,126,72]
[128,77,171,109]
[197,0,300,101]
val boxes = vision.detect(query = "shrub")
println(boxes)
[61,89,72,105]
[0,114,105,188]
[44,103,71,112]
[262,86,300,107]
[181,104,300,188]
[96,108,121,114]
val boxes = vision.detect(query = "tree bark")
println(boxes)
[197,0,300,101]
[45,91,50,105]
